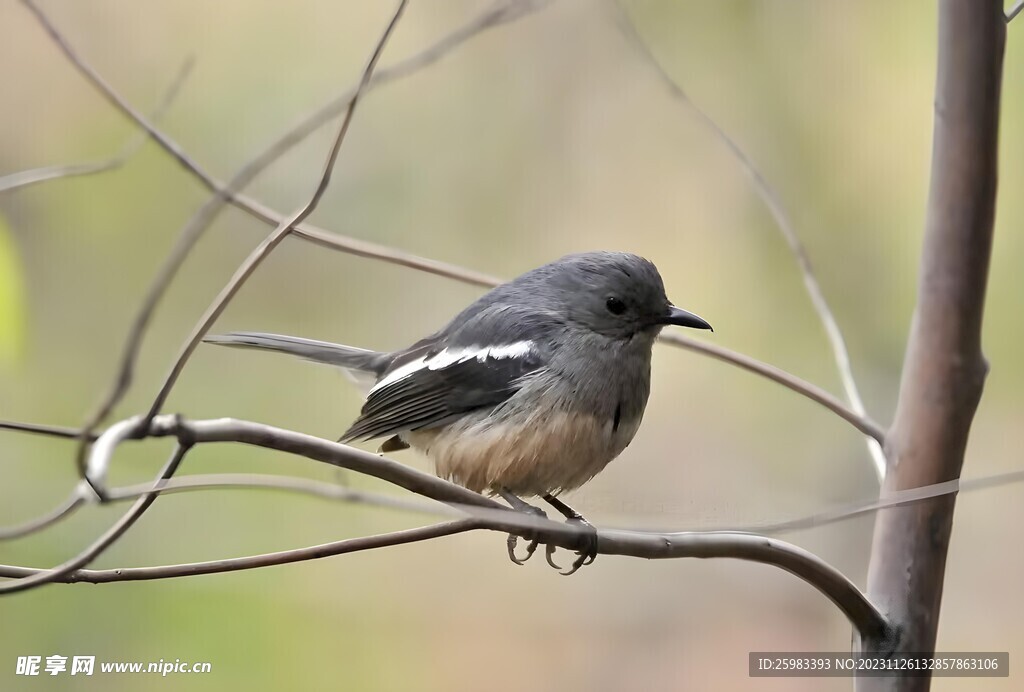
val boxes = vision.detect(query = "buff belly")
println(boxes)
[405,409,641,497]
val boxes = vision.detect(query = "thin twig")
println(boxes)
[0,443,189,595]
[105,472,446,516]
[659,332,886,443]
[20,0,523,285]
[143,0,409,422]
[1008,0,1023,23]
[609,1,887,482]
[0,522,886,641]
[0,520,481,583]
[19,0,884,446]
[0,420,91,440]
[4,433,890,641]
[64,2,536,483]
[0,492,86,540]
[0,57,192,195]
[7,407,1019,545]
[104,465,1024,539]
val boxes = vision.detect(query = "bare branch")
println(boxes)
[659,333,886,443]
[142,0,409,423]
[0,443,189,595]
[18,0,884,446]
[0,492,85,541]
[19,0,525,287]
[95,462,1024,539]
[0,520,482,583]
[105,473,445,516]
[69,413,889,639]
[609,0,887,482]
[5,402,1016,545]
[0,419,91,440]
[1008,0,1023,22]
[60,2,540,482]
[0,516,886,641]
[0,57,192,195]
[89,415,499,510]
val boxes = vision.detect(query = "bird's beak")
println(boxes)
[661,305,713,332]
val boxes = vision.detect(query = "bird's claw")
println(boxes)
[507,533,540,565]
[547,516,598,576]
[504,504,547,566]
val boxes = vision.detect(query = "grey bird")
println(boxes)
[205,251,712,573]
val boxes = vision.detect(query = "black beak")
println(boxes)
[662,305,713,331]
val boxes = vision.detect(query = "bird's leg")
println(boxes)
[498,488,546,565]
[542,494,598,576]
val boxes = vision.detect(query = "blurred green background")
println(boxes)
[1,1,1022,690]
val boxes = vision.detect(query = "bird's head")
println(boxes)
[517,251,712,341]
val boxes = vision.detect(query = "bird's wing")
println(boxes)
[339,307,555,442]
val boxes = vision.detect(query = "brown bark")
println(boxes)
[861,1,1005,690]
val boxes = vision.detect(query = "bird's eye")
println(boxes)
[605,297,626,315]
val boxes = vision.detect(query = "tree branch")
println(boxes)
[105,472,446,516]
[610,0,887,481]
[0,443,189,594]
[1008,0,1023,23]
[18,0,884,449]
[659,332,886,443]
[0,57,192,195]
[0,420,91,440]
[101,467,1024,539]
[0,491,85,541]
[142,0,408,424]
[862,0,1004,682]
[55,5,538,482]
[9,408,1022,547]
[0,520,482,583]
[59,412,890,640]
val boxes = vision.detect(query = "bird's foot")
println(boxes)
[545,516,598,576]
[505,503,547,565]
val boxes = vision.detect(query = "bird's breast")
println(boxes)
[404,338,654,496]
[406,391,643,497]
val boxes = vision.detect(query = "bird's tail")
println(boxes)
[204,331,387,392]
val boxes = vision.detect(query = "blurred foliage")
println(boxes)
[0,213,26,366]
[0,1,1022,691]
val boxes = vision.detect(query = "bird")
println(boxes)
[205,251,712,574]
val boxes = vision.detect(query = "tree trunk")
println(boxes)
[860,2,1005,690]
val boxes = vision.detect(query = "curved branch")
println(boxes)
[0,491,85,540]
[142,0,409,424]
[596,529,888,640]
[98,465,1024,538]
[0,492,887,642]
[609,0,886,481]
[0,520,481,583]
[105,472,446,516]
[0,444,189,595]
[659,332,886,443]
[0,420,91,440]
[0,57,192,195]
[68,413,889,639]
[1008,0,1023,23]
[11,412,1022,546]
[18,0,883,445]
[142,416,502,510]
[20,1,537,480]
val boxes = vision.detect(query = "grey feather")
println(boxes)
[203,252,713,497]
[204,332,390,393]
